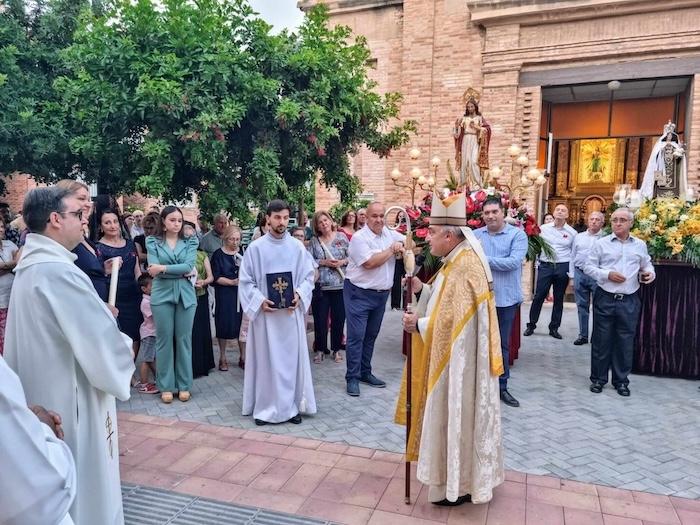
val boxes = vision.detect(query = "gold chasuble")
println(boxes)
[395,240,505,504]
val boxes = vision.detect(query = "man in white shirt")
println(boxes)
[356,207,367,229]
[344,202,404,396]
[524,203,577,339]
[130,209,145,238]
[570,211,604,346]
[584,208,654,397]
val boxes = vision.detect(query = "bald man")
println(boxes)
[569,212,605,345]
[343,202,404,397]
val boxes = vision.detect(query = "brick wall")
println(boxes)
[307,0,700,209]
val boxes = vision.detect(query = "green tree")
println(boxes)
[0,0,89,190]
[9,0,414,218]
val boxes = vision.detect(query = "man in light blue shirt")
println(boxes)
[569,211,604,346]
[474,197,528,407]
[583,208,654,397]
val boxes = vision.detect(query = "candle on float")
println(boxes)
[546,133,553,174]
[108,257,121,307]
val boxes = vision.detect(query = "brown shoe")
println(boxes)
[161,392,173,404]
[178,391,191,402]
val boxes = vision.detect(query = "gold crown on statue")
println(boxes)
[461,87,481,105]
[430,191,467,226]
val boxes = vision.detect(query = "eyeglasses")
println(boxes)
[60,209,84,220]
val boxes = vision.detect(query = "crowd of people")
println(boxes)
[0,179,658,521]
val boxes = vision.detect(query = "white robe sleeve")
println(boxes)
[239,245,267,321]
[415,282,433,340]
[0,357,76,525]
[42,270,134,401]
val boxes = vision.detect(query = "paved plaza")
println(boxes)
[119,413,700,525]
[118,302,700,498]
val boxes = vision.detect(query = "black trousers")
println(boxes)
[311,288,345,353]
[590,289,641,387]
[528,262,569,331]
[391,257,405,309]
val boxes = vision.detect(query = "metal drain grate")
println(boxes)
[122,484,336,525]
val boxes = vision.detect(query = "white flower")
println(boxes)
[679,214,689,222]
[649,214,657,221]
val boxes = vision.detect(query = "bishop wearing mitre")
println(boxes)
[397,191,504,505]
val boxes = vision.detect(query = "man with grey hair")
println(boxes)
[584,207,654,397]
[569,211,605,345]
[4,186,134,525]
[199,211,229,259]
[356,207,367,229]
[130,209,145,237]
[399,191,503,505]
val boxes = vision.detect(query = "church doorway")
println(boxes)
[538,76,691,228]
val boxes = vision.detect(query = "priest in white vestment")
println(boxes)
[397,192,504,505]
[239,200,316,425]
[0,355,76,525]
[4,187,134,525]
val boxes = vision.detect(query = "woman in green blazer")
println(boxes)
[146,206,199,403]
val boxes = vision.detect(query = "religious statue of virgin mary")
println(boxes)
[453,88,491,189]
[639,121,689,199]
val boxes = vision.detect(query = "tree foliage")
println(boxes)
[0,0,90,191]
[1,0,415,217]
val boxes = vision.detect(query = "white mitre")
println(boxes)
[430,192,493,284]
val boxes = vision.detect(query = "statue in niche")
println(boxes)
[453,88,491,189]
[640,121,688,199]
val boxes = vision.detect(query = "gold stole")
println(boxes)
[395,250,504,461]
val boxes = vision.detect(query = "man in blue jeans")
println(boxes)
[569,211,604,345]
[344,202,404,397]
[474,197,528,407]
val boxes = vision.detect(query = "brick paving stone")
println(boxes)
[118,304,700,497]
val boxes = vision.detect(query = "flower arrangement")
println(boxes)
[397,187,553,270]
[631,197,700,268]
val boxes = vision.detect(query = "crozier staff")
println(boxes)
[398,191,504,506]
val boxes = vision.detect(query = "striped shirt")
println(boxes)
[474,224,528,307]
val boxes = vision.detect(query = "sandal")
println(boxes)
[218,362,229,371]
[333,351,343,363]
[138,383,160,394]
[238,358,245,370]
[313,351,324,364]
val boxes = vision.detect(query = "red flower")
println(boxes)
[415,227,429,238]
[525,222,540,236]
[475,190,487,203]
[467,219,483,228]
[423,216,430,224]
[397,224,407,234]
[465,196,476,214]
[406,207,421,220]
[316,147,326,157]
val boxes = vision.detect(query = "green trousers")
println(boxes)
[152,301,196,393]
